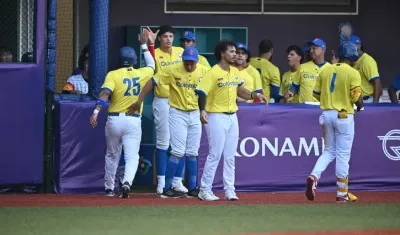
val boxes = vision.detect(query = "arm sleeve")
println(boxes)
[362,57,380,81]
[143,50,155,71]
[195,70,215,96]
[101,72,115,92]
[290,71,301,93]
[350,72,362,103]
[149,44,155,60]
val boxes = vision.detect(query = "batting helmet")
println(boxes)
[120,46,137,66]
[338,42,359,62]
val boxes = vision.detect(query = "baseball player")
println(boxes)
[349,35,382,103]
[285,38,331,103]
[180,31,211,69]
[249,39,280,102]
[234,43,263,103]
[151,25,187,195]
[89,31,155,198]
[306,42,363,203]
[388,73,400,103]
[129,47,208,198]
[278,45,304,103]
[195,40,268,201]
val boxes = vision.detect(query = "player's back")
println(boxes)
[107,67,154,113]
[317,63,360,114]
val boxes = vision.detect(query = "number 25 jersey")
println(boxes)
[101,67,154,114]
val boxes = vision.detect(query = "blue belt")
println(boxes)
[108,112,140,117]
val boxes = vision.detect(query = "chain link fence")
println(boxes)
[0,0,35,63]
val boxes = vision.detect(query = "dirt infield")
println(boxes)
[233,231,400,235]
[1,191,400,207]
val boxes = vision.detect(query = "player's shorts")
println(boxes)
[391,73,400,91]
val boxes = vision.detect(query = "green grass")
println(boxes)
[1,204,400,235]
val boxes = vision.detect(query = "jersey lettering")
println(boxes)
[123,77,141,96]
[303,74,317,79]
[176,82,197,89]
[330,73,337,93]
[218,81,241,87]
[160,60,181,67]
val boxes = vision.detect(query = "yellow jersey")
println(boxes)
[154,46,184,98]
[244,64,263,92]
[353,53,380,97]
[279,70,298,103]
[249,57,280,99]
[198,55,211,69]
[313,63,361,114]
[195,65,243,113]
[101,66,154,114]
[152,64,209,111]
[291,61,331,103]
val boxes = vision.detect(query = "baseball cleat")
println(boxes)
[119,182,130,199]
[172,182,188,194]
[105,189,115,197]
[225,191,239,201]
[305,175,317,201]
[198,190,220,201]
[160,188,185,198]
[186,187,200,198]
[336,193,358,203]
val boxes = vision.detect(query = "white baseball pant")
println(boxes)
[311,110,355,196]
[153,97,170,150]
[104,114,142,190]
[169,107,201,158]
[200,113,239,193]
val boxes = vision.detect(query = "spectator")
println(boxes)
[279,45,304,103]
[71,44,89,75]
[388,73,400,103]
[249,39,281,102]
[349,35,382,103]
[179,31,211,69]
[0,46,13,62]
[62,52,89,94]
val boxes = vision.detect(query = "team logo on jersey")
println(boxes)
[217,78,223,81]
[198,77,202,82]
[175,77,181,81]
[378,129,400,161]
[159,56,163,59]
[234,74,238,80]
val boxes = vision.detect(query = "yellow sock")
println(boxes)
[336,177,348,197]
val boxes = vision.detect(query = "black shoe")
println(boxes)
[161,188,185,198]
[186,187,200,198]
[119,182,130,199]
[105,189,115,197]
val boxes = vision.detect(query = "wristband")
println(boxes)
[93,109,99,114]
[141,44,148,51]
[96,99,106,107]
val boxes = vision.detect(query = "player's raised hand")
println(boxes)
[200,110,208,124]
[90,113,98,128]
[127,101,142,115]
[146,26,159,45]
[138,28,150,45]
[331,50,339,64]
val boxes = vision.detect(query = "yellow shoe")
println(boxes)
[348,192,358,202]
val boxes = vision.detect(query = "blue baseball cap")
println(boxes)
[180,31,195,41]
[236,42,249,53]
[349,35,362,45]
[119,46,137,66]
[308,38,327,50]
[182,46,199,62]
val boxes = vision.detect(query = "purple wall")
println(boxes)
[108,0,399,87]
[0,0,45,184]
